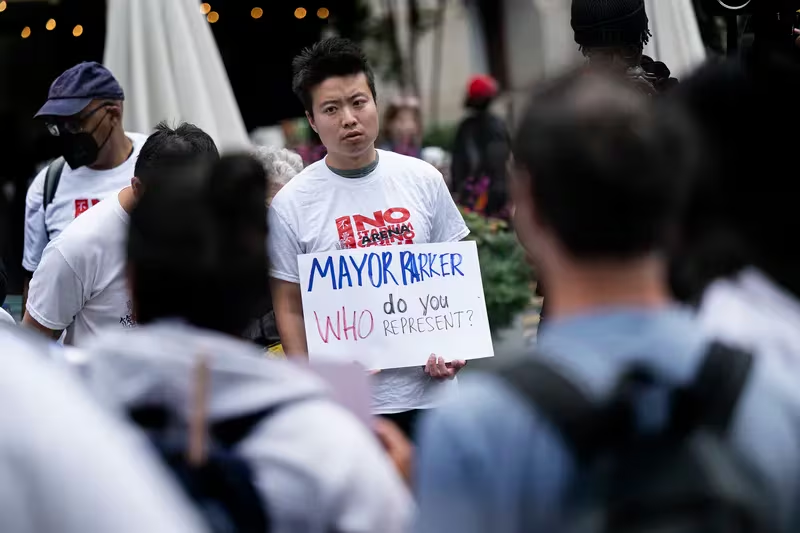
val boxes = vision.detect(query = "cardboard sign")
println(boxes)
[298,241,494,370]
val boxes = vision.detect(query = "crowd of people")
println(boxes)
[3,0,800,531]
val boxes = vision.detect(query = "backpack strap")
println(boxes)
[670,342,754,437]
[43,157,66,213]
[497,358,603,463]
[42,157,66,241]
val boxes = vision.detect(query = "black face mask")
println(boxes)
[59,111,113,169]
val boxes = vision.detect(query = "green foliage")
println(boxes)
[423,123,458,151]
[461,208,533,333]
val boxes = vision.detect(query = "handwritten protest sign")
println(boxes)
[298,241,494,370]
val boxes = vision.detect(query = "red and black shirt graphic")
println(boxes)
[335,207,416,249]
[74,198,101,217]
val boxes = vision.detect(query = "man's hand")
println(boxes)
[374,417,413,487]
[423,354,466,380]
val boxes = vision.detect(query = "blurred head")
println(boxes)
[571,0,651,68]
[128,154,268,336]
[510,69,696,271]
[292,38,379,166]
[36,62,127,169]
[464,75,499,111]
[251,146,304,203]
[132,121,220,200]
[382,99,422,146]
[669,54,800,300]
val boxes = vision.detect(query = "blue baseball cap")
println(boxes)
[34,62,125,118]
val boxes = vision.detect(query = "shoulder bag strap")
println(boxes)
[670,342,754,436]
[497,358,601,463]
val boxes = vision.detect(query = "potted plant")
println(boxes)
[460,208,533,334]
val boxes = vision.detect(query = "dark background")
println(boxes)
[0,0,361,292]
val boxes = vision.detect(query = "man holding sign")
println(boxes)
[269,38,472,435]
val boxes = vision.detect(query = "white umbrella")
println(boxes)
[644,0,707,78]
[103,0,250,151]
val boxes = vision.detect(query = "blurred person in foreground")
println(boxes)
[450,75,510,219]
[0,319,207,532]
[571,0,679,94]
[414,69,800,532]
[670,56,800,404]
[244,147,305,355]
[24,62,148,304]
[531,0,681,325]
[24,122,218,346]
[269,37,469,437]
[81,154,413,533]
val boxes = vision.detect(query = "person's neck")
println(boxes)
[118,186,136,215]
[90,129,132,171]
[326,146,377,171]
[540,254,671,320]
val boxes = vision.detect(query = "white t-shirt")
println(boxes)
[23,132,148,272]
[700,268,800,383]
[0,325,208,533]
[268,149,470,414]
[26,192,134,347]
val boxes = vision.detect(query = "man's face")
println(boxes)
[307,73,378,162]
[47,100,116,142]
[45,100,121,168]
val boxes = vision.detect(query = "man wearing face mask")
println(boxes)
[22,62,148,304]
[23,122,219,346]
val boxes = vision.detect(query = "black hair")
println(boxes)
[134,121,220,185]
[128,154,269,336]
[292,37,377,115]
[669,54,800,300]
[571,0,651,50]
[512,68,697,260]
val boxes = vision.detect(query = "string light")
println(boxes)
[200,3,211,14]
[251,7,263,19]
[72,24,83,37]
[294,7,307,19]
[317,7,329,19]
[46,18,56,30]
[21,26,31,38]
[207,10,219,22]
[0,1,7,13]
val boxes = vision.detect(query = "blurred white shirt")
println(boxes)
[0,325,208,533]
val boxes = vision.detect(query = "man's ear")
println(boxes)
[107,101,123,126]
[306,111,317,133]
[131,176,143,199]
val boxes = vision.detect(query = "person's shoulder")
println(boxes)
[424,371,541,436]
[242,397,412,530]
[251,397,408,483]
[294,157,329,181]
[26,165,51,201]
[416,369,568,482]
[380,150,442,181]
[50,196,123,255]
[270,161,326,208]
[126,131,151,151]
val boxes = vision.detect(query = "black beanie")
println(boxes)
[571,0,651,49]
